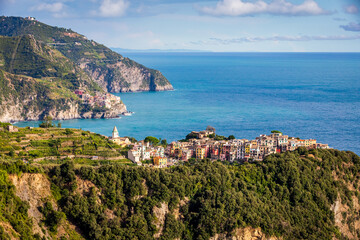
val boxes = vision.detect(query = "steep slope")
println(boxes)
[0,35,126,122]
[0,16,173,92]
[1,139,360,240]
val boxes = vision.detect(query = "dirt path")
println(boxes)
[33,154,126,162]
[9,36,22,74]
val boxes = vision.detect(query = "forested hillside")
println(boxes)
[0,142,359,239]
[0,16,173,93]
[0,35,126,122]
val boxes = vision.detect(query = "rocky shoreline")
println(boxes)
[0,101,127,123]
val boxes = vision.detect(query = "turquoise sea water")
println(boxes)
[15,53,360,154]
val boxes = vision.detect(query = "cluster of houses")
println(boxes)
[108,126,330,168]
[109,127,167,167]
[167,130,329,162]
[74,90,122,109]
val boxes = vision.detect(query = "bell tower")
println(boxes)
[112,126,119,138]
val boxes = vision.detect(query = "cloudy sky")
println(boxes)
[1,0,360,52]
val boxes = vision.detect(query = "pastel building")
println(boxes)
[153,157,168,168]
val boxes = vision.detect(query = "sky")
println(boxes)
[0,0,360,52]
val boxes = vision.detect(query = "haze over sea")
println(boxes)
[15,52,360,154]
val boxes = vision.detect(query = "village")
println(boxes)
[74,90,122,109]
[108,126,330,168]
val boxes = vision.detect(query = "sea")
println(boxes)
[15,52,360,154]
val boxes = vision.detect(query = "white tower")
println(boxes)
[112,126,119,138]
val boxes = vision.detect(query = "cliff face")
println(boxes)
[8,173,84,239]
[210,227,282,240]
[81,60,173,93]
[0,35,127,122]
[0,16,173,93]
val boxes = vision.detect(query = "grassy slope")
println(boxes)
[0,124,132,167]
[0,16,171,90]
[0,35,101,92]
[0,35,112,120]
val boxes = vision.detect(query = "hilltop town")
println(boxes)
[109,126,330,167]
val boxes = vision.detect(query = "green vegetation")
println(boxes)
[228,135,235,140]
[51,149,360,239]
[144,136,160,146]
[185,132,198,140]
[0,168,41,239]
[39,116,55,128]
[0,125,131,166]
[0,16,172,93]
[0,34,106,120]
[271,130,282,134]
[39,201,66,232]
[0,123,359,239]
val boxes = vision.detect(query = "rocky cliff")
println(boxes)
[0,35,127,122]
[80,59,174,92]
[0,16,173,93]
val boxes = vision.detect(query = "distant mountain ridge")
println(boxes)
[0,16,173,93]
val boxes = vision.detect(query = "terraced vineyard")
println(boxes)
[0,123,132,167]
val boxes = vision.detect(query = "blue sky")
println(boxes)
[1,0,360,52]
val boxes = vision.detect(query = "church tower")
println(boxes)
[112,126,119,138]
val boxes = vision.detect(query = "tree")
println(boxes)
[65,128,74,136]
[144,136,160,146]
[186,132,198,140]
[57,122,62,128]
[9,149,15,157]
[39,116,54,128]
[161,139,168,146]
[228,135,235,140]
[271,130,282,134]
[214,135,225,141]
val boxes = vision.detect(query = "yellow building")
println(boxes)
[245,145,250,154]
[305,139,317,148]
[196,147,206,159]
[153,157,168,167]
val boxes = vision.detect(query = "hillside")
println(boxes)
[0,122,132,166]
[0,125,359,240]
[0,35,127,122]
[0,16,173,93]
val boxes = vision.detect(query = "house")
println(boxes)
[153,157,168,168]
[112,137,131,148]
[7,125,18,133]
[196,146,206,159]
[128,147,141,164]
[25,16,35,21]
[109,126,131,147]
[74,90,84,95]
[181,149,193,161]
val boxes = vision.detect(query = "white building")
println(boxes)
[112,126,119,138]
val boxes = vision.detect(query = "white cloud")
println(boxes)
[345,5,358,14]
[98,0,129,17]
[340,22,360,32]
[191,35,360,45]
[199,0,329,17]
[31,2,64,13]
